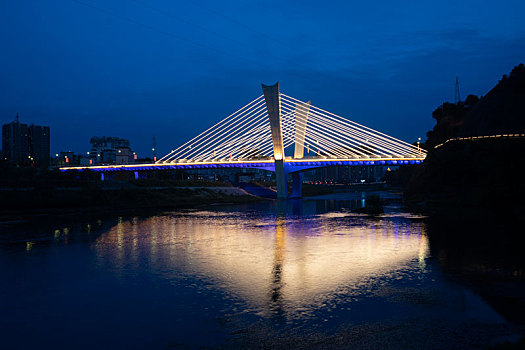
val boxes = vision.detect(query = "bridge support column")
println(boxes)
[101,172,105,181]
[262,82,288,199]
[274,159,288,199]
[290,172,303,199]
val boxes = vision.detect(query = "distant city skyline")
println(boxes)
[1,0,524,157]
[2,115,50,166]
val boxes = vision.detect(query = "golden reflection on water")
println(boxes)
[94,211,428,314]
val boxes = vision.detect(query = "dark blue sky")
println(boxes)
[1,0,524,157]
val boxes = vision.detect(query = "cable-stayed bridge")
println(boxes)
[62,83,426,198]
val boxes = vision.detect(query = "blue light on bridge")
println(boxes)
[60,158,425,173]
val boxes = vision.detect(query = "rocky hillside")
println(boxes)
[423,63,525,148]
[405,63,525,213]
[460,63,525,137]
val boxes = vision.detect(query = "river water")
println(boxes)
[0,191,519,349]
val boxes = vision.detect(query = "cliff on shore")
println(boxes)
[405,63,525,217]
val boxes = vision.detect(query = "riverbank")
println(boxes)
[0,180,399,224]
[0,183,263,223]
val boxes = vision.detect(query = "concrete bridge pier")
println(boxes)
[274,159,288,199]
[290,172,303,199]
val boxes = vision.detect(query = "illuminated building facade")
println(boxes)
[89,136,135,165]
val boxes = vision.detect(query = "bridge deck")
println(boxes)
[60,156,426,172]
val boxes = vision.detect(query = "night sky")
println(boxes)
[1,0,524,157]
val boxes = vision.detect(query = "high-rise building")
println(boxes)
[2,113,50,166]
[2,114,29,164]
[29,124,50,166]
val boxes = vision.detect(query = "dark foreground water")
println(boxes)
[0,191,521,349]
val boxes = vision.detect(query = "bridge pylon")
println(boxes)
[262,82,287,199]
[293,101,311,159]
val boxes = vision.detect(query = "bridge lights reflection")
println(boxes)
[94,212,428,316]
